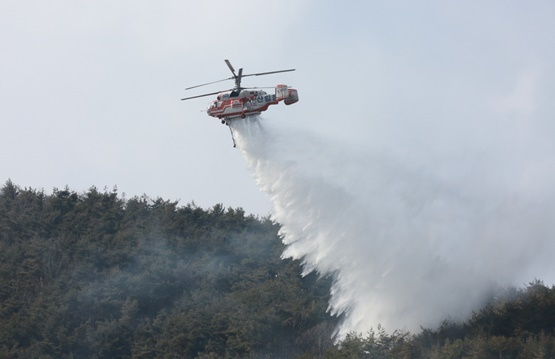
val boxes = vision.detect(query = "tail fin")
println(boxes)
[275,84,299,105]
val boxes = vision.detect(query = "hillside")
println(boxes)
[1,180,555,358]
[0,180,336,358]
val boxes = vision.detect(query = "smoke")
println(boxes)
[230,115,555,337]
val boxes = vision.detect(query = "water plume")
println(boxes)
[230,115,555,338]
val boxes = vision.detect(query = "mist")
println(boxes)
[231,114,555,337]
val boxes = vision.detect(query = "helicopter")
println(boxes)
[181,59,299,125]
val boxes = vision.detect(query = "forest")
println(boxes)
[1,180,555,358]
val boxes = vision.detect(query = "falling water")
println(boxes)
[230,115,555,338]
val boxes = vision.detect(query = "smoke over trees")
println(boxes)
[0,180,335,358]
[2,180,555,358]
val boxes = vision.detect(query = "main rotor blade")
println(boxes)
[181,90,222,101]
[242,69,295,78]
[225,59,236,77]
[184,62,294,92]
[185,77,233,90]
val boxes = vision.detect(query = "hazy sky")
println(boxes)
[2,1,554,217]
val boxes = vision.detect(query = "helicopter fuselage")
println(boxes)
[207,85,298,121]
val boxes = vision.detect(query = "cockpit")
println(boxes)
[218,92,230,100]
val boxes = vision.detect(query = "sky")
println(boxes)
[3,0,555,335]
[2,1,555,216]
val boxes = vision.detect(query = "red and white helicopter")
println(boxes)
[181,59,298,125]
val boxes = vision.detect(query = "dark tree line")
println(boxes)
[1,180,555,358]
[0,180,336,358]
